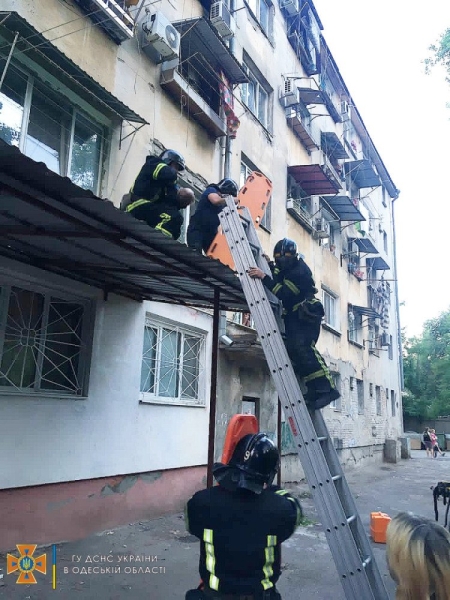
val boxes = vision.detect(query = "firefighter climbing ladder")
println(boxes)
[217,191,389,600]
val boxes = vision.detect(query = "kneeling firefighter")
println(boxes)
[185,432,303,599]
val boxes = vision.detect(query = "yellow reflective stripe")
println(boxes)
[209,575,219,591]
[126,198,150,212]
[155,213,172,237]
[203,529,219,591]
[273,268,280,275]
[261,535,276,590]
[272,283,282,294]
[284,279,300,295]
[303,369,324,383]
[287,497,303,526]
[292,302,302,312]
[312,345,334,385]
[153,162,166,179]
[275,489,289,496]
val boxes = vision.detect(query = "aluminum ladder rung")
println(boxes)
[218,195,389,600]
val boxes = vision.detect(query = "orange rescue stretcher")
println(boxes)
[206,172,272,270]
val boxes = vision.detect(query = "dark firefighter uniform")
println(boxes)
[261,257,336,405]
[186,185,224,253]
[185,484,302,598]
[125,155,181,238]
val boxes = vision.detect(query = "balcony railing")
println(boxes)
[285,107,320,151]
[73,0,134,43]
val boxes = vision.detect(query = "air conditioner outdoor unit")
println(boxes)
[380,332,390,346]
[210,1,235,40]
[279,79,300,108]
[142,12,180,60]
[280,0,300,16]
[341,100,349,115]
[314,217,330,238]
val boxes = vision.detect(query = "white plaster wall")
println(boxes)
[0,260,212,489]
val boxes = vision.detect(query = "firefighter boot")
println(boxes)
[305,377,340,410]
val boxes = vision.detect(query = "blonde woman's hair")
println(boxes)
[386,512,450,600]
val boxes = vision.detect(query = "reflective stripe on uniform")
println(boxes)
[153,162,166,179]
[303,369,324,383]
[261,535,277,590]
[272,283,282,294]
[287,497,303,526]
[312,345,334,385]
[275,489,289,496]
[284,279,300,295]
[203,529,219,591]
[126,198,150,212]
[155,213,172,237]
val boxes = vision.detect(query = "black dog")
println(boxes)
[432,481,450,529]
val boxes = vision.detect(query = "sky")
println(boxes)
[312,0,450,338]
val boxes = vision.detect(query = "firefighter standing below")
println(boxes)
[187,178,239,254]
[248,238,340,410]
[185,433,302,599]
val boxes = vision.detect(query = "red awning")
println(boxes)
[288,164,341,196]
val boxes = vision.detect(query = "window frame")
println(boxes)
[329,372,341,410]
[0,279,94,398]
[139,315,207,407]
[348,309,363,345]
[240,58,272,132]
[244,0,273,39]
[0,57,109,195]
[322,287,339,332]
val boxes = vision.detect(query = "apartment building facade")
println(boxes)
[0,0,402,547]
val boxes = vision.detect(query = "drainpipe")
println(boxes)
[207,288,221,488]
[391,193,404,426]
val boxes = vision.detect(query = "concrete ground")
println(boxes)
[1,450,449,599]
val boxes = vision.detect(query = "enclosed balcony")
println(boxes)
[160,18,248,138]
[285,106,320,151]
[72,0,134,43]
[344,159,381,189]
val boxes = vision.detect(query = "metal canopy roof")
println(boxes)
[288,164,341,196]
[173,18,248,84]
[368,257,390,271]
[321,195,365,222]
[349,305,381,319]
[0,12,147,125]
[344,160,381,189]
[321,132,349,159]
[349,237,379,254]
[0,141,248,311]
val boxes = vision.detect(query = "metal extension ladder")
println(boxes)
[218,194,389,600]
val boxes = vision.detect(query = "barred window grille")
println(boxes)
[140,317,206,405]
[0,285,91,396]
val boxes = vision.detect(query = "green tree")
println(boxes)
[403,308,450,418]
[425,28,450,84]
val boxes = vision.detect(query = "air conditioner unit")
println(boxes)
[280,0,300,16]
[341,100,349,115]
[210,1,235,40]
[142,12,180,60]
[314,217,330,238]
[380,332,390,346]
[279,79,300,108]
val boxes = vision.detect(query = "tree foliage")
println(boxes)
[403,308,450,418]
[425,28,450,84]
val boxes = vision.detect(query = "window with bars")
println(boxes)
[0,59,107,194]
[240,157,271,231]
[240,59,272,130]
[0,284,92,396]
[322,288,339,331]
[139,317,206,406]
